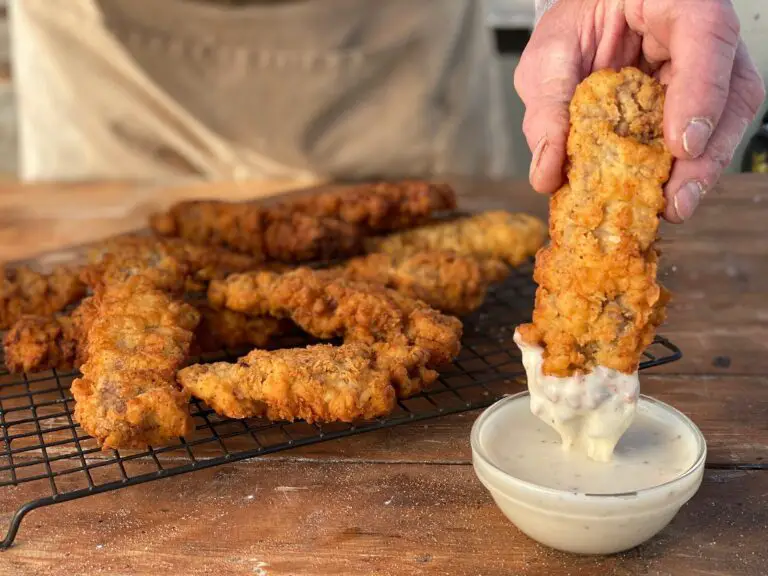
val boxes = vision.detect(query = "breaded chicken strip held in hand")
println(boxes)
[515,67,673,462]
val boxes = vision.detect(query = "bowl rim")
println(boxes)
[470,390,707,499]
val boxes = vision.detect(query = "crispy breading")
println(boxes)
[336,250,509,316]
[0,265,87,330]
[3,298,284,374]
[517,67,673,376]
[71,277,200,449]
[191,304,288,353]
[208,267,462,399]
[209,267,462,367]
[3,315,77,374]
[81,246,190,295]
[2,297,98,374]
[279,180,457,231]
[178,343,398,423]
[366,210,546,266]
[150,200,362,262]
[84,235,265,293]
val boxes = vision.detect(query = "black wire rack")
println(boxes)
[0,262,682,550]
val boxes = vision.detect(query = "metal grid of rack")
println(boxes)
[0,263,681,549]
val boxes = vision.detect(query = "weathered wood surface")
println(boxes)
[0,177,325,262]
[1,461,766,576]
[0,174,766,575]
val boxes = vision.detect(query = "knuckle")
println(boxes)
[683,2,740,54]
[699,1,740,40]
[521,113,539,146]
[739,73,767,117]
[731,72,766,120]
[513,61,529,100]
[697,75,731,104]
[515,34,580,105]
[540,74,578,103]
[706,141,735,172]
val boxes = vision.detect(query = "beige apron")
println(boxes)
[11,0,515,182]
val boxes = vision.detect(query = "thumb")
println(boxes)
[514,12,582,193]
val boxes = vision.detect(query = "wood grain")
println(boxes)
[0,374,764,469]
[1,460,766,576]
[0,177,325,261]
[0,174,766,574]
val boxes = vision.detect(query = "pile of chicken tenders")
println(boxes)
[1,181,545,449]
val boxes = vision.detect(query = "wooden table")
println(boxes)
[1,175,767,576]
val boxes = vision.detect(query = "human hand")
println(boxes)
[515,0,766,222]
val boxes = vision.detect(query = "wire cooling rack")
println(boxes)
[0,262,682,549]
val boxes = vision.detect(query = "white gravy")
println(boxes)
[479,392,699,494]
[514,330,639,462]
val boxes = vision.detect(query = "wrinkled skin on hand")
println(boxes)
[516,0,765,222]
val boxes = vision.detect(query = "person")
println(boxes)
[10,1,765,224]
[10,1,513,182]
[521,0,765,222]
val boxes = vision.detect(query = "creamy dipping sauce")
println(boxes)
[514,330,639,462]
[471,392,707,555]
[479,392,699,494]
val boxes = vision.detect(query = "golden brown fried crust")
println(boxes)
[208,268,461,398]
[71,277,200,449]
[279,181,457,231]
[191,304,288,353]
[3,297,281,373]
[85,235,263,293]
[337,251,509,316]
[178,343,398,423]
[517,67,673,376]
[263,211,362,262]
[366,210,546,267]
[4,297,97,374]
[150,200,363,262]
[3,315,78,374]
[82,249,190,295]
[0,265,87,330]
[209,268,462,367]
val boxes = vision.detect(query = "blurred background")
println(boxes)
[0,0,765,180]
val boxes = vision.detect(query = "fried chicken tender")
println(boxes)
[81,245,190,295]
[366,210,546,267]
[336,251,509,316]
[191,304,288,353]
[3,298,282,374]
[208,268,462,397]
[71,277,200,449]
[85,235,264,293]
[0,265,87,330]
[209,268,461,365]
[150,200,362,262]
[517,67,673,376]
[279,180,457,231]
[3,315,77,374]
[2,298,98,374]
[178,343,398,423]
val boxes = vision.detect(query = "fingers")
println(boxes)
[664,41,766,222]
[628,0,741,160]
[514,8,582,194]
